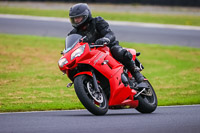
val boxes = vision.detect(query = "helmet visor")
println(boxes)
[69,10,89,28]
[70,15,87,25]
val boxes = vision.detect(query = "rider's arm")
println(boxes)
[95,17,116,46]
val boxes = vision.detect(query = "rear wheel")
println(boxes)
[74,75,108,115]
[136,80,157,113]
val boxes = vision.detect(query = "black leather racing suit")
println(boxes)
[68,16,135,71]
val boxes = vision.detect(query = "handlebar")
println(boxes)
[89,44,105,48]
[89,42,108,48]
[80,36,108,48]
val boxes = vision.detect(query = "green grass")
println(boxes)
[124,42,200,106]
[0,6,200,26]
[0,34,200,112]
[0,34,84,112]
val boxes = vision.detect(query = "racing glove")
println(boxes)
[95,37,110,45]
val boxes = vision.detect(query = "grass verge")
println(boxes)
[0,34,200,112]
[0,6,200,26]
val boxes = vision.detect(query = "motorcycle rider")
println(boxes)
[68,3,144,83]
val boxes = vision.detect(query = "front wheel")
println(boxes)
[136,80,157,113]
[74,75,108,115]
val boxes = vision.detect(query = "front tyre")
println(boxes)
[136,80,157,113]
[74,75,108,115]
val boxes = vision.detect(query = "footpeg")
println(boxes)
[66,83,73,88]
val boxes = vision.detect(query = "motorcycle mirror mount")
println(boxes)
[79,36,87,42]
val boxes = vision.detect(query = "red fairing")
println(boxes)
[108,68,138,106]
[58,37,139,109]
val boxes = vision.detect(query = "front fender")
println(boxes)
[73,71,93,78]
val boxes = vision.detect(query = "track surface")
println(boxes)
[0,17,200,48]
[0,105,200,133]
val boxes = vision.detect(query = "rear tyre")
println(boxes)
[74,75,108,115]
[136,80,157,113]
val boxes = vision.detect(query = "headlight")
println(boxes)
[71,45,86,60]
[58,58,68,67]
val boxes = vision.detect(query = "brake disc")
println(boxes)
[87,82,104,103]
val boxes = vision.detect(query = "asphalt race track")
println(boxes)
[0,16,200,48]
[0,105,200,133]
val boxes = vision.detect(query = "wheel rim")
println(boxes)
[84,79,107,109]
[87,82,104,103]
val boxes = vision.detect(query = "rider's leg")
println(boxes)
[123,55,144,83]
[110,44,144,83]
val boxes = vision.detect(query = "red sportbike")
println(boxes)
[58,34,157,115]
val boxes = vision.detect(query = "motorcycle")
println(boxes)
[58,34,157,115]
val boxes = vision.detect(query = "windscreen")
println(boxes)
[64,34,82,53]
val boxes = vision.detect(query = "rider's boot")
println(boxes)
[127,60,144,84]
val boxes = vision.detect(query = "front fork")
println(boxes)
[92,70,101,93]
